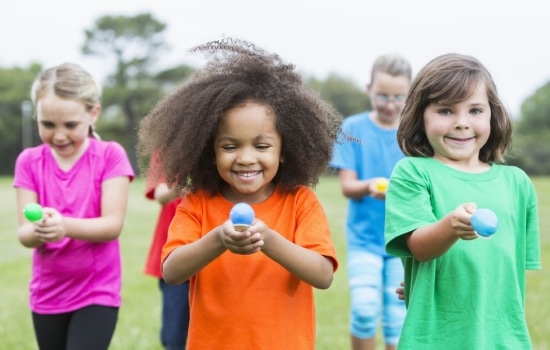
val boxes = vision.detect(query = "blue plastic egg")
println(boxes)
[230,203,255,228]
[471,208,498,238]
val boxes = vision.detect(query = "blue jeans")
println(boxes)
[159,279,190,350]
[347,250,405,345]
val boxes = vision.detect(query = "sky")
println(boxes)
[2,0,549,117]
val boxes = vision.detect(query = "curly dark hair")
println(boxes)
[138,38,343,195]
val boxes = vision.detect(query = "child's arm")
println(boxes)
[153,183,181,205]
[163,217,334,289]
[216,215,334,289]
[338,169,387,200]
[221,216,333,290]
[406,203,479,261]
[162,224,230,285]
[259,224,334,289]
[16,188,45,248]
[63,176,131,241]
[22,176,131,244]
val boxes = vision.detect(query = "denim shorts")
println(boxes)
[347,249,406,344]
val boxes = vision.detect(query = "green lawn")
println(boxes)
[1,176,548,349]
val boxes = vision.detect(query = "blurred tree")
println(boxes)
[515,81,550,134]
[2,22,549,176]
[82,13,194,172]
[306,73,370,118]
[507,81,550,175]
[0,63,42,175]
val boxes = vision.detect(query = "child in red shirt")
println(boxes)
[144,179,189,350]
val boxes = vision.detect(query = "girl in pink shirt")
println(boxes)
[13,63,134,350]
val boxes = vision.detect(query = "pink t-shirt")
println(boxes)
[13,138,134,314]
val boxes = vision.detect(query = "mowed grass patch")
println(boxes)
[0,175,548,349]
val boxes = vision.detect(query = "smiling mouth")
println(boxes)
[235,171,261,177]
[447,136,474,142]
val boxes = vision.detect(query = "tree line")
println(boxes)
[1,13,548,176]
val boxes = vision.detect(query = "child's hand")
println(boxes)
[396,281,405,300]
[369,177,388,200]
[219,219,264,255]
[33,207,66,243]
[451,203,479,240]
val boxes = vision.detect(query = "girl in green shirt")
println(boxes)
[385,53,540,349]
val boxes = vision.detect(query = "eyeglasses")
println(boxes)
[374,94,407,105]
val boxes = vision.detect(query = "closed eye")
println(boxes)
[64,122,79,129]
[221,145,237,152]
[255,144,271,151]
[40,121,80,129]
[40,121,55,129]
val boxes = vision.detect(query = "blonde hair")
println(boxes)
[370,53,412,84]
[31,63,102,137]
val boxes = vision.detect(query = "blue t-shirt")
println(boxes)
[330,111,404,255]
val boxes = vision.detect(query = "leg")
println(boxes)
[32,311,71,350]
[160,279,190,350]
[66,305,119,350]
[382,256,406,350]
[347,249,383,350]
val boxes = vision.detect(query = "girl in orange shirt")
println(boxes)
[137,38,343,350]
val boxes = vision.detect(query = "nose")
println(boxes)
[236,147,256,165]
[454,112,470,129]
[385,101,400,110]
[53,128,67,142]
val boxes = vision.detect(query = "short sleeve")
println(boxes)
[385,159,436,257]
[103,141,135,182]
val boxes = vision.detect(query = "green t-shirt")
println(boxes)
[385,157,540,350]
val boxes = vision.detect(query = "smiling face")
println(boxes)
[423,82,492,171]
[214,102,282,203]
[36,92,99,160]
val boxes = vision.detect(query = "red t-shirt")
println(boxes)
[144,182,182,278]
[162,186,338,349]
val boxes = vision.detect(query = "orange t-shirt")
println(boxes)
[162,186,338,350]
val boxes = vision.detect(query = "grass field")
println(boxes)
[1,175,548,349]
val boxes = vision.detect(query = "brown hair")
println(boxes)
[138,38,343,195]
[397,53,512,163]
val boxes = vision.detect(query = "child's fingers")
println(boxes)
[224,236,264,255]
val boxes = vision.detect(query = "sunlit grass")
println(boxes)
[1,176,548,349]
